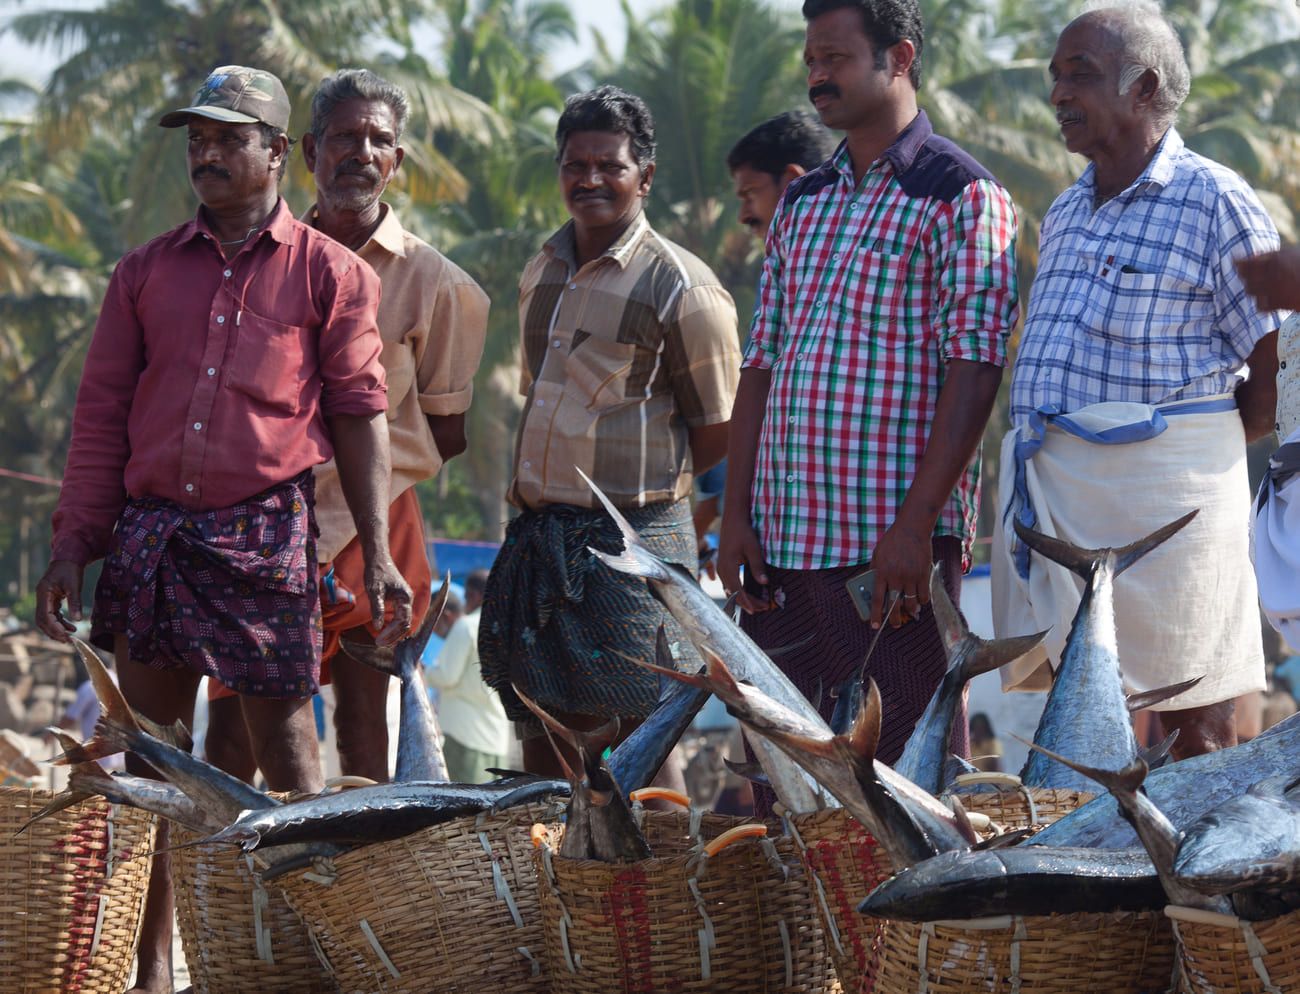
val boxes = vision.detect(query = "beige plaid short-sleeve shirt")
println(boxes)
[308,204,490,560]
[510,214,740,510]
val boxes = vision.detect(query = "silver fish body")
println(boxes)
[1174,776,1300,895]
[859,846,1164,921]
[340,580,451,782]
[1016,514,1195,791]
[1032,711,1300,850]
[895,567,1047,795]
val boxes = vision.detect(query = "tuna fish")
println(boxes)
[894,567,1048,795]
[513,688,651,863]
[339,577,451,782]
[578,467,829,813]
[1031,712,1300,850]
[1175,775,1300,897]
[1016,512,1196,791]
[858,846,1164,921]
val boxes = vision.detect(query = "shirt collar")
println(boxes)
[831,110,933,185]
[299,201,407,258]
[183,197,296,247]
[544,212,650,271]
[1074,127,1184,203]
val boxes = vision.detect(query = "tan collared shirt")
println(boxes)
[510,214,740,510]
[306,204,490,560]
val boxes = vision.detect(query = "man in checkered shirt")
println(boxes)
[718,0,1020,806]
[993,4,1283,759]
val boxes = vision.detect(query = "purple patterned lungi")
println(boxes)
[91,472,321,699]
[740,537,967,817]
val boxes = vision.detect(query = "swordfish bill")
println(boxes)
[1015,511,1197,792]
[894,566,1049,795]
[340,576,452,783]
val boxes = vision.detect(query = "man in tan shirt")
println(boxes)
[479,86,741,777]
[205,68,489,782]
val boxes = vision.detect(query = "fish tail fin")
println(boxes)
[963,629,1052,683]
[1017,735,1149,796]
[931,564,1048,680]
[340,574,451,681]
[576,466,672,582]
[723,758,771,787]
[1011,522,1099,581]
[1126,676,1204,713]
[841,677,883,773]
[614,642,713,696]
[1138,730,1180,770]
[55,640,139,765]
[1112,510,1198,577]
[14,786,96,836]
[511,685,583,782]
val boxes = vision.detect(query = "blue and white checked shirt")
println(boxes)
[1011,129,1283,425]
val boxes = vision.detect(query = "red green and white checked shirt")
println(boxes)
[743,111,1019,571]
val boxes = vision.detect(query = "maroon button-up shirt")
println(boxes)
[52,199,388,566]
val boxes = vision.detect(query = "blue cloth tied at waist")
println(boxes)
[1009,396,1238,579]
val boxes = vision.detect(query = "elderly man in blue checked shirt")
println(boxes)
[992,2,1284,759]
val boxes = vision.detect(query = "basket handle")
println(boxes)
[951,772,1024,788]
[704,823,766,857]
[629,787,692,809]
[324,775,379,790]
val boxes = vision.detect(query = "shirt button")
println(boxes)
[185,483,195,493]
[786,474,795,483]
[207,368,216,376]
[216,315,225,324]
[552,339,562,348]
[796,353,805,361]
[568,283,577,291]
[1282,360,1289,370]
[833,253,841,261]
[223,269,232,278]
[816,299,825,308]
[535,399,544,408]
[522,460,532,469]
[788,416,796,425]
[849,202,859,212]
[193,422,202,431]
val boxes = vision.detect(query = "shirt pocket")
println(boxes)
[563,333,642,412]
[1079,252,1214,363]
[225,310,312,415]
[379,336,415,421]
[848,248,922,350]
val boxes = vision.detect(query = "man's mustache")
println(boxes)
[335,162,382,184]
[809,83,840,103]
[191,164,231,180]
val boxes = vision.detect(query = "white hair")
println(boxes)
[1077,1,1191,127]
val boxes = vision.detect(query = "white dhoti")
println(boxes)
[1252,427,1300,653]
[992,397,1265,710]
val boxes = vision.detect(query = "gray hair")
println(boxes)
[1081,2,1191,127]
[309,68,410,141]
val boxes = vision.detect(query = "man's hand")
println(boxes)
[717,514,772,614]
[868,518,932,629]
[364,555,413,646]
[35,559,84,642]
[1236,248,1300,312]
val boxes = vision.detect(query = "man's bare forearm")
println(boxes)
[329,412,394,558]
[721,368,772,522]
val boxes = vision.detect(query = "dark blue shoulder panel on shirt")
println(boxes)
[897,136,998,203]
[782,163,839,205]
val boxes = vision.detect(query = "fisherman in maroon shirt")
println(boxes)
[33,65,412,994]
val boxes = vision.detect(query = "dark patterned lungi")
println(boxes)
[91,472,321,699]
[740,537,967,817]
[479,498,700,728]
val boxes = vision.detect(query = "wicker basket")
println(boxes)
[788,779,1099,993]
[0,787,156,994]
[874,911,1177,993]
[170,823,338,993]
[535,808,839,994]
[1168,904,1300,993]
[278,800,564,994]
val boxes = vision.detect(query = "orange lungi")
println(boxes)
[208,485,433,700]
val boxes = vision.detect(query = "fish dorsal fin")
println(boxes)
[1126,677,1204,713]
[700,645,746,703]
[928,565,967,659]
[1138,730,1180,770]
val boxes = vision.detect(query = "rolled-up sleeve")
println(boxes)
[1214,187,1285,360]
[743,215,787,372]
[418,278,490,417]
[931,178,1019,367]
[51,258,146,565]
[319,257,388,418]
[665,282,741,428]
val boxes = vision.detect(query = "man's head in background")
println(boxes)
[464,569,489,614]
[434,587,465,638]
[727,110,837,237]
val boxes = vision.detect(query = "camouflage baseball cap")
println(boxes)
[159,65,291,131]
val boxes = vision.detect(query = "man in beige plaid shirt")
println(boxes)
[479,85,741,777]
